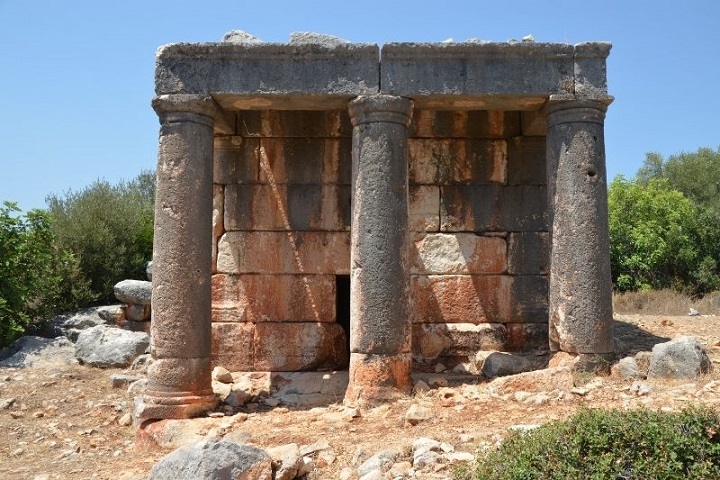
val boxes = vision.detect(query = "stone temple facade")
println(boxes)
[139,32,614,420]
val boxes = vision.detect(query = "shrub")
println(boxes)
[0,202,90,346]
[454,407,720,480]
[45,170,155,305]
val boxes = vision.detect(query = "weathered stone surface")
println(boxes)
[148,440,272,480]
[254,322,348,371]
[440,184,548,232]
[408,138,506,185]
[212,274,336,323]
[521,110,546,136]
[124,303,151,322]
[408,186,440,232]
[224,184,350,231]
[475,351,539,378]
[211,322,255,372]
[411,233,507,274]
[357,450,400,476]
[546,100,613,354]
[412,323,507,361]
[146,95,216,419]
[489,366,574,393]
[237,110,352,138]
[507,136,546,185]
[216,231,350,275]
[508,232,549,275]
[156,43,380,108]
[221,30,263,45]
[345,353,413,402]
[97,305,124,324]
[267,443,303,480]
[290,32,349,46]
[113,280,152,305]
[506,323,549,350]
[381,43,575,109]
[0,336,76,368]
[409,110,520,138]
[648,336,712,379]
[574,43,612,98]
[257,138,351,185]
[75,325,149,368]
[612,356,641,379]
[213,136,259,185]
[410,274,547,324]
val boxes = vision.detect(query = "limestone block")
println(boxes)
[125,304,151,322]
[237,110,352,138]
[411,275,507,324]
[224,184,350,231]
[211,274,336,322]
[440,185,548,232]
[409,186,440,232]
[520,110,546,136]
[155,42,380,102]
[258,138,352,185]
[505,323,549,350]
[508,232,549,275]
[254,322,348,371]
[114,280,152,305]
[412,323,508,360]
[213,136,259,185]
[381,43,574,108]
[408,139,506,185]
[574,42,611,98]
[411,233,507,274]
[648,336,712,379]
[409,110,520,138]
[211,322,254,372]
[508,136,546,185]
[216,231,351,275]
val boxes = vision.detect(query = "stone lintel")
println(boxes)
[381,42,575,103]
[155,42,380,99]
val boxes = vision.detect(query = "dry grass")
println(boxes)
[613,289,720,315]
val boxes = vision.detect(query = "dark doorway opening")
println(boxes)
[336,275,351,367]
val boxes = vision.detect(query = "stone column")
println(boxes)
[545,97,614,368]
[345,95,414,403]
[138,94,218,420]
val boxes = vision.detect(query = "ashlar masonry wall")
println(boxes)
[212,111,353,372]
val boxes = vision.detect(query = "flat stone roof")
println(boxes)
[155,38,611,111]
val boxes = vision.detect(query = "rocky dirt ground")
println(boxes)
[3,314,720,480]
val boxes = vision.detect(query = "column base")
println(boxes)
[549,352,615,374]
[344,352,412,405]
[135,390,218,421]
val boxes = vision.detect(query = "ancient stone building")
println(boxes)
[140,32,614,419]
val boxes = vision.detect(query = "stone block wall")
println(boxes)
[211,110,352,372]
[210,108,551,372]
[408,109,550,368]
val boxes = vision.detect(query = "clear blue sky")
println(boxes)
[1,0,718,212]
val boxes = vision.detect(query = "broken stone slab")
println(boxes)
[113,280,152,305]
[358,449,401,477]
[221,30,263,45]
[110,373,144,389]
[266,443,303,480]
[0,336,76,368]
[290,32,349,46]
[648,336,712,379]
[149,440,272,480]
[489,367,574,394]
[75,325,149,368]
[474,351,540,378]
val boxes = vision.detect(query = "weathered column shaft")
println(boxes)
[545,98,614,356]
[345,95,414,403]
[140,94,217,419]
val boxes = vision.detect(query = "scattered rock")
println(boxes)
[489,367,574,393]
[357,450,399,477]
[405,404,432,426]
[75,325,149,368]
[612,357,641,379]
[413,379,430,394]
[648,336,712,379]
[97,305,124,324]
[0,336,76,368]
[475,351,533,378]
[630,381,653,396]
[689,308,700,316]
[110,374,143,389]
[266,443,302,480]
[212,366,234,384]
[0,398,15,409]
[113,280,152,305]
[149,440,272,480]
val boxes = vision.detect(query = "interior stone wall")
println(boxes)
[209,108,551,372]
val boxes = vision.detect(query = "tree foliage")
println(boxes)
[0,202,89,346]
[45,170,156,305]
[610,147,720,294]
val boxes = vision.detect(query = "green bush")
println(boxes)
[454,407,720,480]
[0,202,89,346]
[45,170,155,305]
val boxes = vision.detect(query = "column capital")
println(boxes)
[152,94,218,126]
[348,95,413,127]
[544,95,612,127]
